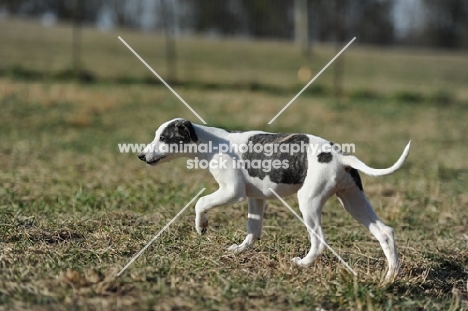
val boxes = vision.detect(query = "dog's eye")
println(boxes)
[160,136,165,142]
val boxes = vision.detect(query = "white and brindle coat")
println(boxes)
[138,118,411,280]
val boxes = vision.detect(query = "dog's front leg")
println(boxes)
[229,198,266,253]
[194,187,245,234]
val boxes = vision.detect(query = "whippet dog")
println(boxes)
[138,118,411,280]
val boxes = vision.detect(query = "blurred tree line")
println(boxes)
[1,0,467,49]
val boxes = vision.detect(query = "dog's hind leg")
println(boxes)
[228,198,266,253]
[336,184,400,281]
[292,183,333,266]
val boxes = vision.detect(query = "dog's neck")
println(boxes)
[192,124,230,144]
[176,124,230,160]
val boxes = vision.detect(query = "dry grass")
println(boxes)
[0,18,467,310]
[1,79,467,310]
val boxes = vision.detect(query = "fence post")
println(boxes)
[295,0,309,55]
[72,0,82,76]
[160,0,177,83]
[334,0,346,98]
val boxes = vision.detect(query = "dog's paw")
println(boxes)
[195,224,207,235]
[384,266,401,282]
[196,226,207,235]
[195,217,208,235]
[292,257,305,266]
[228,244,240,253]
[228,243,246,254]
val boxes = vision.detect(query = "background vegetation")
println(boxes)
[0,18,467,310]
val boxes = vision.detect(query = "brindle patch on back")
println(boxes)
[242,133,309,184]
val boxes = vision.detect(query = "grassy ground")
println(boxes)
[0,18,467,310]
[1,18,468,100]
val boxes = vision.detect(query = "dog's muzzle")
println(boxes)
[138,153,166,165]
[137,153,146,161]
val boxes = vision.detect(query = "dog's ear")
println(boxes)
[177,120,198,143]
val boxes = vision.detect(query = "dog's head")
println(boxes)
[138,118,198,165]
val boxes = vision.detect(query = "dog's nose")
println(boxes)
[137,153,146,161]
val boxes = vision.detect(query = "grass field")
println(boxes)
[0,18,467,310]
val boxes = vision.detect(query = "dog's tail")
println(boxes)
[341,141,411,177]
